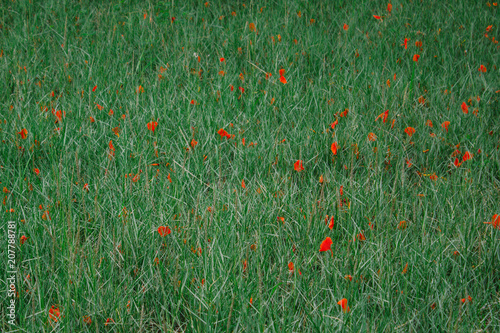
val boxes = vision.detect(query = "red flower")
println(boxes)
[158,226,171,236]
[484,214,500,229]
[357,233,366,241]
[441,121,450,132]
[343,24,349,31]
[331,142,339,155]
[413,54,420,62]
[403,38,409,49]
[279,69,285,76]
[404,127,416,137]
[387,3,392,12]
[478,65,486,73]
[49,306,60,322]
[147,121,158,133]
[337,298,350,313]
[92,85,97,92]
[319,237,333,256]
[279,76,287,84]
[18,129,28,139]
[330,119,338,130]
[220,57,225,62]
[462,151,472,161]
[20,235,28,245]
[461,102,469,114]
[217,128,231,139]
[375,110,389,123]
[373,15,381,19]
[34,168,40,176]
[294,160,304,172]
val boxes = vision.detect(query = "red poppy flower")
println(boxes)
[413,54,420,62]
[368,132,377,141]
[18,129,28,139]
[34,168,40,176]
[441,121,450,132]
[461,102,469,114]
[454,158,461,167]
[330,119,338,130]
[478,65,486,73]
[343,24,349,31]
[403,38,409,49]
[220,57,225,62]
[171,17,176,22]
[239,86,245,93]
[279,69,285,76]
[387,3,392,12]
[319,237,333,256]
[373,15,381,19]
[328,217,334,230]
[83,316,92,325]
[462,151,472,161]
[288,262,294,272]
[190,139,198,148]
[331,142,339,155]
[92,85,97,92]
[217,128,231,139]
[484,214,500,229]
[340,185,344,196]
[375,110,389,123]
[190,99,196,105]
[404,127,416,137]
[230,85,234,92]
[337,298,350,313]
[425,120,433,127]
[20,235,28,245]
[429,173,438,181]
[241,179,246,189]
[158,226,171,236]
[147,121,158,133]
[357,233,366,241]
[49,306,60,322]
[294,160,304,172]
[279,76,287,84]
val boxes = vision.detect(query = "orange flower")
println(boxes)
[429,173,438,181]
[345,275,353,281]
[249,23,256,32]
[279,69,285,76]
[406,159,412,168]
[288,262,294,272]
[357,233,366,241]
[83,316,92,325]
[279,76,287,84]
[375,110,389,123]
[49,306,60,322]
[484,214,500,229]
[190,139,198,148]
[415,41,422,48]
[478,65,487,72]
[343,23,349,31]
[220,57,225,62]
[337,298,350,313]
[441,121,450,132]
[18,128,28,139]
[398,220,407,229]
[402,263,408,274]
[90,116,95,123]
[217,128,231,139]
[454,158,461,167]
[105,318,114,326]
[241,179,246,189]
[373,15,381,19]
[83,183,89,192]
[20,235,28,245]
[368,132,377,141]
[387,3,392,12]
[413,54,420,62]
[294,160,304,172]
[404,127,416,137]
[319,237,333,256]
[331,142,339,155]
[461,102,469,114]
[147,121,158,133]
[158,226,171,236]
[486,25,493,32]
[425,120,433,127]
[34,168,40,176]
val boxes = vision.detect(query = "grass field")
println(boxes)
[1,0,500,331]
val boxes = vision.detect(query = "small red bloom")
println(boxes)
[294,160,304,172]
[478,65,486,73]
[331,142,339,155]
[337,298,350,313]
[20,235,28,245]
[413,54,420,62]
[157,226,171,236]
[404,127,416,137]
[217,128,231,139]
[373,15,381,20]
[92,85,97,92]
[147,121,158,133]
[461,102,469,114]
[319,237,333,256]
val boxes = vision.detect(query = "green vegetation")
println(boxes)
[1,0,499,331]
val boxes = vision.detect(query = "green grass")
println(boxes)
[1,0,499,331]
